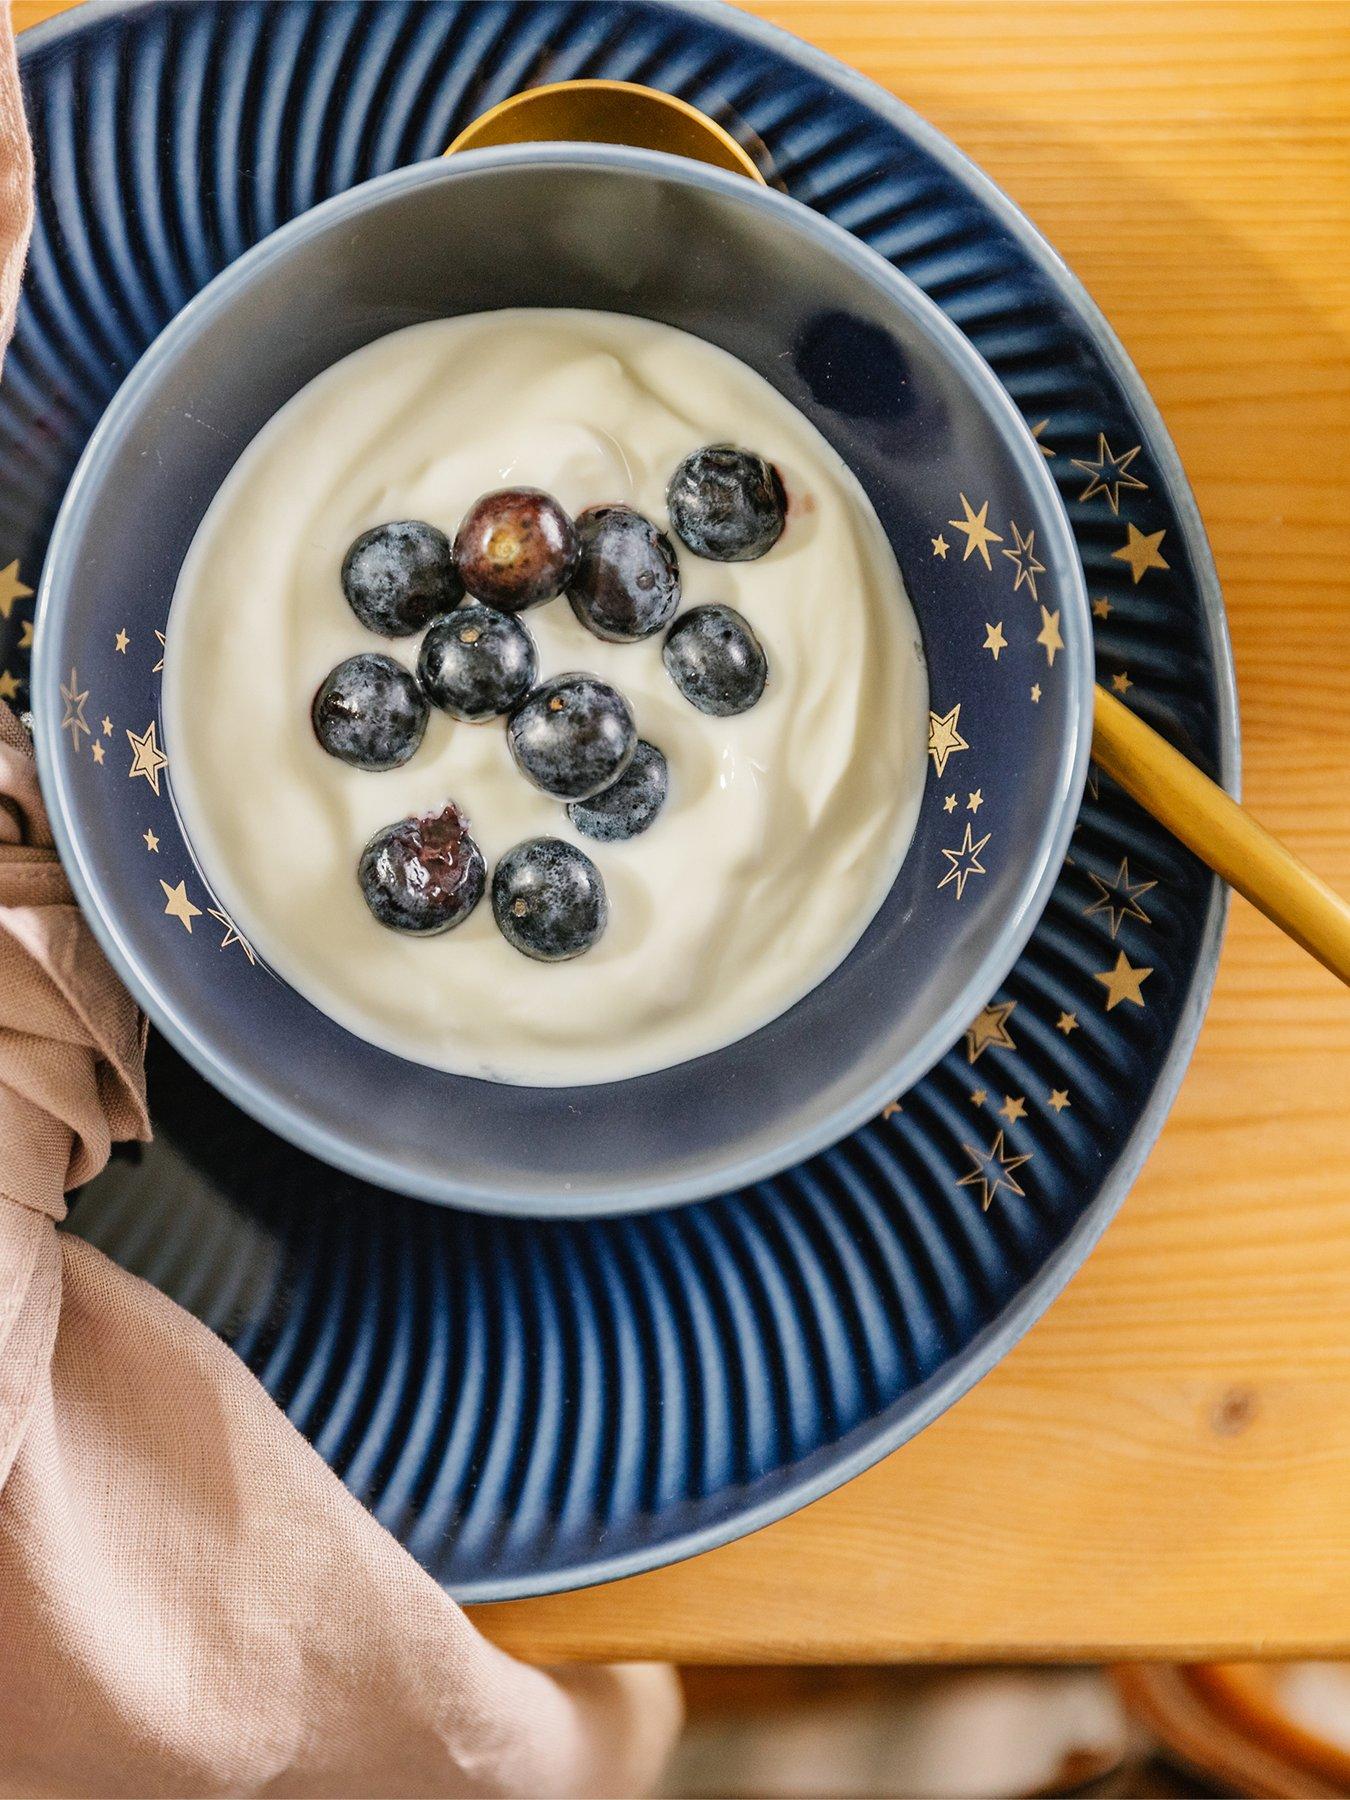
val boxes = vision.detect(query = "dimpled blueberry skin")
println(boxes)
[567,739,669,843]
[662,605,768,717]
[340,520,462,636]
[568,504,681,642]
[311,652,429,770]
[453,487,579,612]
[666,444,787,562]
[508,673,637,802]
[358,803,486,934]
[417,602,537,723]
[492,837,608,961]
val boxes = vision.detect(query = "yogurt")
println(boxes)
[163,310,927,1085]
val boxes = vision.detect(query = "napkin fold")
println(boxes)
[0,11,679,1794]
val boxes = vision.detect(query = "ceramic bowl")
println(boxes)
[34,145,1091,1215]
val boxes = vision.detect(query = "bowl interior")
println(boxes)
[36,147,1089,1214]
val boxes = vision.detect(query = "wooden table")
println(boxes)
[16,0,1350,1663]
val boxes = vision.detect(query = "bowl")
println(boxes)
[33,145,1091,1216]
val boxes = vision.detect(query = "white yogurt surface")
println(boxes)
[163,311,927,1084]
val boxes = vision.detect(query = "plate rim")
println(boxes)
[17,0,1238,1599]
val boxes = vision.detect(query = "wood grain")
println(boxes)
[13,0,1350,1661]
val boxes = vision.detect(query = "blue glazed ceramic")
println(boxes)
[33,146,1091,1214]
[5,0,1235,1600]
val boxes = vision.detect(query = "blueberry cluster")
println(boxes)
[311,445,786,961]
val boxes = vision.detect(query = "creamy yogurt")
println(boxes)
[163,310,927,1085]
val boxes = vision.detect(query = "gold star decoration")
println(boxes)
[1095,949,1152,1011]
[1113,523,1168,584]
[1072,434,1147,515]
[1111,670,1133,695]
[1030,683,1042,703]
[127,720,169,795]
[100,714,113,736]
[0,669,19,702]
[947,494,1004,570]
[967,790,983,813]
[90,741,105,765]
[939,822,991,899]
[1091,597,1112,621]
[1048,1088,1071,1113]
[1084,857,1157,937]
[143,829,159,853]
[1036,606,1064,667]
[928,704,970,776]
[1056,1011,1078,1035]
[114,628,130,654]
[1031,419,1056,458]
[18,619,34,650]
[932,534,949,559]
[160,879,201,932]
[957,1129,1032,1212]
[998,1094,1027,1123]
[970,1088,987,1106]
[1002,520,1045,600]
[982,620,1007,661]
[966,1000,1016,1063]
[943,793,957,813]
[152,630,166,673]
[0,559,33,621]
[209,907,257,963]
[60,668,91,752]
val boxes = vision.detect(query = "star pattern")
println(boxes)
[1072,434,1147,514]
[1048,1089,1071,1113]
[152,630,166,673]
[970,1089,987,1107]
[0,669,19,702]
[114,628,130,654]
[932,534,949,559]
[1091,597,1112,621]
[0,560,33,620]
[1084,858,1157,937]
[943,793,957,813]
[957,1130,1032,1212]
[998,1094,1027,1123]
[966,1000,1016,1063]
[1036,606,1064,667]
[18,620,33,650]
[939,822,990,899]
[1031,419,1056,458]
[982,620,1007,660]
[160,879,201,932]
[1095,950,1152,1011]
[127,720,168,795]
[1056,1011,1078,1035]
[1113,523,1168,584]
[1001,520,1045,600]
[60,668,91,752]
[967,790,983,813]
[1111,670,1133,694]
[101,715,113,736]
[143,829,159,853]
[928,704,969,776]
[947,494,1003,570]
[1030,683,1042,703]
[90,741,105,765]
[208,907,257,963]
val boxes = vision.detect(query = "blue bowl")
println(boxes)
[34,145,1091,1215]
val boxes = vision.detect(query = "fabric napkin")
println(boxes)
[0,9,679,1794]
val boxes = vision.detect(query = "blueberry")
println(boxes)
[508,673,636,802]
[567,740,668,843]
[662,605,768,717]
[311,653,428,770]
[417,602,537,723]
[358,802,485,934]
[568,504,681,642]
[454,487,579,612]
[341,520,461,636]
[666,445,786,561]
[492,837,607,961]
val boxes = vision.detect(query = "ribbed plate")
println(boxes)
[5,0,1234,1598]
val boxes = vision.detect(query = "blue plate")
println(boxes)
[4,0,1235,1598]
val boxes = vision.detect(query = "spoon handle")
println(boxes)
[1091,686,1350,985]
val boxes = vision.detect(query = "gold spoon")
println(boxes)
[448,82,1350,984]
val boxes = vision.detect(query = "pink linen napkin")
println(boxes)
[0,10,680,1794]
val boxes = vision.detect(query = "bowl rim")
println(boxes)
[34,140,1094,1216]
